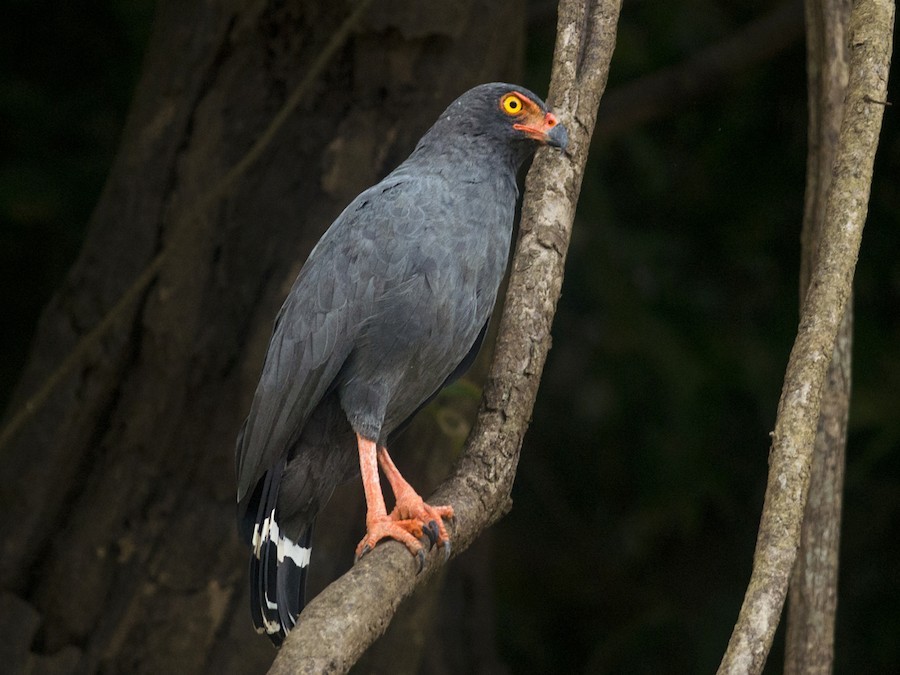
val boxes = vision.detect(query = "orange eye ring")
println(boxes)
[501,93,525,116]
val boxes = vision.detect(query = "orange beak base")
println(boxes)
[514,112,568,149]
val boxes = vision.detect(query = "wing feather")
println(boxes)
[234,181,401,504]
[236,237,357,503]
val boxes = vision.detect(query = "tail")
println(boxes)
[242,460,313,646]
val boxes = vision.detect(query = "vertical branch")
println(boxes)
[718,1,894,673]
[785,1,852,672]
[785,308,851,674]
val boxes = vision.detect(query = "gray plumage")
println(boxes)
[235,82,567,644]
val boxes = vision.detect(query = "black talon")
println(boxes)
[355,543,371,563]
[442,540,451,562]
[424,520,439,546]
[415,549,425,574]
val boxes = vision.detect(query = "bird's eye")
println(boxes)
[501,94,525,115]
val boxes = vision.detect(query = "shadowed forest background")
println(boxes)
[1,1,898,673]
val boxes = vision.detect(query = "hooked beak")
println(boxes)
[514,111,569,151]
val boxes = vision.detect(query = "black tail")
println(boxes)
[243,461,312,646]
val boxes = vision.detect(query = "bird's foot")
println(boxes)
[390,495,454,556]
[354,498,454,568]
[355,517,426,567]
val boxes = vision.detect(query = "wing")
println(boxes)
[235,176,410,504]
[235,237,356,505]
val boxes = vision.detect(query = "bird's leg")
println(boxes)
[377,446,454,556]
[355,434,428,565]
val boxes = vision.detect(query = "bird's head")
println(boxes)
[428,83,569,162]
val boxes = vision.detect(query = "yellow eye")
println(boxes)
[501,94,525,115]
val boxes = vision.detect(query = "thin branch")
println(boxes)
[267,1,624,672]
[785,1,852,672]
[785,307,851,674]
[717,1,894,672]
[0,0,374,457]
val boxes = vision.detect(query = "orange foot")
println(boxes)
[353,435,455,569]
[390,493,454,556]
[355,498,455,570]
[355,516,426,567]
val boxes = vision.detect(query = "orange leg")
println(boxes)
[354,434,454,566]
[377,446,453,553]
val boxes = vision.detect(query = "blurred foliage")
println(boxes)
[2,0,898,673]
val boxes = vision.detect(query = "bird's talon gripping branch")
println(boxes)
[355,516,427,563]
[376,442,455,553]
[416,549,426,574]
[424,520,439,545]
[355,543,371,562]
[388,500,453,549]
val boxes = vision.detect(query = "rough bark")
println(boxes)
[268,0,624,672]
[717,1,894,673]
[0,1,525,672]
[785,1,853,672]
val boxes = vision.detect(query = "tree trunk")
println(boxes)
[0,1,523,672]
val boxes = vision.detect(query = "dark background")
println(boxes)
[2,0,897,672]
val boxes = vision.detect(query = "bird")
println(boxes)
[235,82,568,645]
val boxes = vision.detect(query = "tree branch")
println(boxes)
[785,1,852,672]
[267,1,624,672]
[717,1,894,672]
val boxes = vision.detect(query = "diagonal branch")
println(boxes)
[717,1,894,672]
[267,1,623,672]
